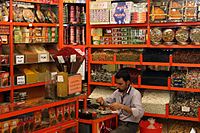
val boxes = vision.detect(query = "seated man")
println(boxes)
[96,68,144,133]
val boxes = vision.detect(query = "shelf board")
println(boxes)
[115,61,141,65]
[63,23,86,26]
[139,85,169,90]
[63,2,86,5]
[33,120,77,133]
[63,45,86,49]
[0,87,11,92]
[142,62,170,66]
[89,82,113,86]
[14,0,58,5]
[144,113,167,118]
[0,22,10,26]
[90,23,148,28]
[90,61,115,64]
[149,45,200,48]
[150,22,200,27]
[0,96,78,119]
[90,45,147,48]
[13,22,58,27]
[168,115,199,122]
[172,63,200,67]
[14,61,55,66]
[14,82,47,90]
[170,87,200,93]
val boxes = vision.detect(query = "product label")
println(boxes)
[51,72,58,80]
[57,56,65,63]
[181,106,190,112]
[39,53,48,62]
[17,76,25,85]
[16,55,24,64]
[70,54,76,62]
[57,75,64,82]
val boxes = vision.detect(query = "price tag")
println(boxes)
[57,56,65,63]
[39,53,48,62]
[182,106,190,112]
[51,72,57,80]
[17,76,25,85]
[28,23,33,27]
[70,54,76,62]
[16,55,24,64]
[57,75,64,82]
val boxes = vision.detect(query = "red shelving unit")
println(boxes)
[13,82,47,90]
[14,0,58,5]
[91,23,148,28]
[0,87,11,92]
[150,22,200,27]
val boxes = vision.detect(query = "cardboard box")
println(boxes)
[68,74,82,95]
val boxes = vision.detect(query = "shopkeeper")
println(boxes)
[96,68,144,133]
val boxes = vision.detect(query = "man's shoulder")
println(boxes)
[130,87,141,95]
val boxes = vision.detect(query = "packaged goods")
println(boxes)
[150,28,162,45]
[162,29,175,45]
[142,90,170,114]
[175,26,189,45]
[190,26,200,45]
[110,2,133,24]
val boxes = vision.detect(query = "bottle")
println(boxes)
[80,6,86,24]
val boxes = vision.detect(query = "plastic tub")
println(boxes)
[139,120,162,133]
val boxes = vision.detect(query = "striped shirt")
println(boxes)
[105,86,144,123]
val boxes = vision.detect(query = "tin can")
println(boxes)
[76,26,81,44]
[70,26,75,44]
[81,26,85,45]
[70,6,75,23]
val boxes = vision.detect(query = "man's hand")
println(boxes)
[110,102,123,111]
[96,97,105,105]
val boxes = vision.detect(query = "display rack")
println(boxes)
[0,0,87,132]
[86,0,200,123]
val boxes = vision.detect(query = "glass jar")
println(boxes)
[150,28,162,45]
[190,26,200,45]
[175,26,189,45]
[163,29,175,45]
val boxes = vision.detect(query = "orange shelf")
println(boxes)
[150,22,200,27]
[172,63,200,67]
[13,22,58,27]
[90,44,148,48]
[0,22,10,26]
[170,87,200,93]
[89,81,114,86]
[91,23,148,28]
[63,45,86,49]
[149,45,200,48]
[144,113,167,118]
[115,61,141,65]
[33,120,77,133]
[90,61,115,64]
[0,87,11,92]
[168,115,199,122]
[14,0,58,5]
[139,85,169,90]
[14,82,47,90]
[0,96,79,120]
[142,62,170,66]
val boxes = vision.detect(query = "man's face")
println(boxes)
[115,78,129,92]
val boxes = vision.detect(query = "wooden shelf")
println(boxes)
[150,22,200,27]
[14,82,47,90]
[149,45,200,48]
[90,44,147,48]
[89,81,114,86]
[33,120,77,133]
[170,87,200,93]
[0,87,11,92]
[172,63,200,68]
[13,22,58,27]
[0,22,11,26]
[91,23,148,28]
[142,62,170,66]
[144,113,167,118]
[139,85,169,90]
[14,0,58,5]
[168,115,199,122]
[0,96,79,119]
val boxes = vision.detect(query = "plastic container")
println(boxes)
[139,120,162,133]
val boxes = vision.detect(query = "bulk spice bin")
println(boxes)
[0,0,87,133]
[86,0,200,132]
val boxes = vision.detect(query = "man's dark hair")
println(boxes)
[115,68,131,82]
